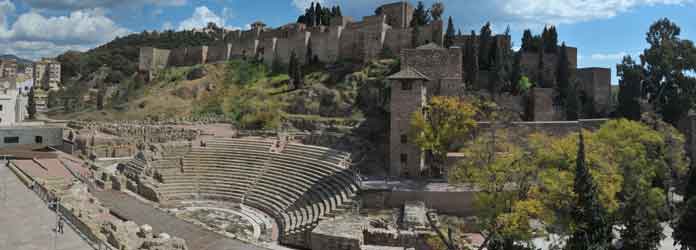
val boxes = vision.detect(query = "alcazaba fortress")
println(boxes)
[139,1,616,178]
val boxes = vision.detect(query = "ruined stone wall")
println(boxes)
[184,46,208,66]
[363,228,424,247]
[206,43,230,63]
[168,48,188,67]
[361,189,477,216]
[310,232,361,250]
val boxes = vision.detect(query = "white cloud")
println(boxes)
[590,52,628,60]
[9,9,130,45]
[178,6,225,30]
[0,5,129,59]
[21,0,187,11]
[162,21,174,31]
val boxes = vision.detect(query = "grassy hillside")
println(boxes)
[49,59,398,130]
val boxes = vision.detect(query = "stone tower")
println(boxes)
[387,67,429,177]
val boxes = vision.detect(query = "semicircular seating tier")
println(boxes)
[152,138,360,242]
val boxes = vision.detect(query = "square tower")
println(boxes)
[388,68,430,177]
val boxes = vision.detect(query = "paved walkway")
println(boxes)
[0,165,92,250]
[94,190,269,250]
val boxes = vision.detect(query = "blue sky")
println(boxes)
[1,0,695,84]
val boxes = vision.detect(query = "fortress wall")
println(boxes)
[577,67,611,114]
[330,16,353,27]
[185,46,208,66]
[275,38,292,64]
[379,2,414,29]
[416,20,443,46]
[325,26,343,62]
[338,28,363,62]
[531,87,562,121]
[310,30,331,63]
[384,28,412,57]
[139,47,171,72]
[520,52,559,87]
[206,43,231,63]
[259,38,277,65]
[363,29,387,63]
[168,47,188,67]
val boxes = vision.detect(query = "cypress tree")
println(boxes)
[96,87,105,110]
[479,22,492,70]
[335,6,342,17]
[465,31,479,89]
[558,43,575,120]
[522,29,533,52]
[314,3,322,26]
[410,1,430,27]
[411,24,421,47]
[674,197,696,250]
[617,56,643,121]
[289,50,298,85]
[27,87,37,120]
[444,16,455,48]
[566,132,612,250]
[537,49,546,88]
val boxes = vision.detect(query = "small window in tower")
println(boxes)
[402,81,413,90]
[4,137,19,144]
[400,134,408,144]
[35,136,43,144]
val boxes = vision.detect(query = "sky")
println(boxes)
[1,0,695,84]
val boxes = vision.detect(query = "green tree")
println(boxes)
[410,96,478,177]
[641,18,696,125]
[566,132,612,250]
[687,166,696,201]
[27,87,37,120]
[619,187,665,250]
[616,56,643,120]
[444,16,455,48]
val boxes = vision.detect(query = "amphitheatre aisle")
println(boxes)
[0,164,92,250]
[94,190,270,250]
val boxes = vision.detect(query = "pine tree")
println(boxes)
[27,87,37,120]
[566,132,612,250]
[617,56,643,121]
[479,22,492,70]
[444,16,455,48]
